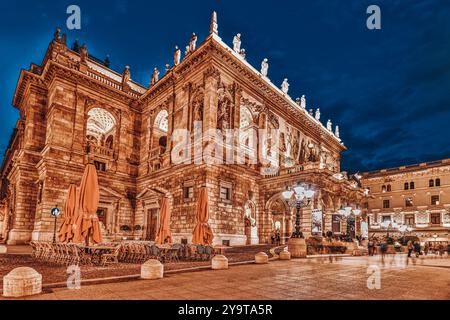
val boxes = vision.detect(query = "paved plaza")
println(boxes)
[13,254,450,300]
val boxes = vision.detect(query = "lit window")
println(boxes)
[431,195,439,206]
[381,185,386,193]
[405,197,413,207]
[219,183,232,202]
[404,214,414,226]
[183,185,194,200]
[382,215,391,222]
[154,110,169,133]
[430,213,441,225]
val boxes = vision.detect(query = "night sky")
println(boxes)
[0,0,449,173]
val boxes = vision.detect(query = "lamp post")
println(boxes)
[50,205,61,244]
[282,184,315,258]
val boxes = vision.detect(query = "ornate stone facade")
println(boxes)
[361,159,450,241]
[0,14,363,245]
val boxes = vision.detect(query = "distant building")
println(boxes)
[361,159,450,244]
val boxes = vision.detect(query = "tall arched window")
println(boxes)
[429,179,434,187]
[154,110,169,133]
[386,184,391,192]
[86,107,116,149]
[381,185,386,193]
[404,182,409,190]
[409,181,415,189]
[435,178,441,187]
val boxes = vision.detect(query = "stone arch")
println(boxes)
[85,107,117,149]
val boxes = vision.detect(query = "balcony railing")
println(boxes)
[86,144,115,159]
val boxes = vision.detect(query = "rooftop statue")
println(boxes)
[150,67,160,87]
[281,78,289,94]
[185,45,190,55]
[301,95,306,109]
[309,109,313,116]
[174,46,181,66]
[233,33,241,53]
[189,32,197,52]
[315,108,321,121]
[210,11,218,35]
[335,125,340,138]
[327,119,332,131]
[261,58,269,77]
[165,64,171,73]
[240,48,246,59]
[79,44,88,63]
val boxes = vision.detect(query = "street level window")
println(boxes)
[94,160,106,172]
[382,215,391,223]
[405,197,413,207]
[183,185,194,200]
[431,195,439,206]
[219,182,232,202]
[383,199,390,209]
[404,214,414,226]
[430,213,441,225]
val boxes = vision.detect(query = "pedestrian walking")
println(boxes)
[407,240,413,258]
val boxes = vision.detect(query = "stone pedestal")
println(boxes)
[211,255,228,270]
[3,267,42,297]
[279,251,291,260]
[255,252,269,264]
[0,245,7,254]
[287,237,307,258]
[140,259,163,280]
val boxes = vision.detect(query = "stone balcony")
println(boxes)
[86,144,115,160]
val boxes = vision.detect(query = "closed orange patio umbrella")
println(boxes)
[192,187,214,245]
[58,184,78,242]
[155,197,172,244]
[73,164,102,245]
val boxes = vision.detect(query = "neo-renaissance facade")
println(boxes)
[361,159,450,243]
[0,13,372,245]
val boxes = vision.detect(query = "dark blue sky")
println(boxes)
[1,0,449,173]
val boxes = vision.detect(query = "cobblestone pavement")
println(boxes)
[13,255,450,300]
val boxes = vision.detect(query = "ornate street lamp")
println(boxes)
[337,205,361,239]
[282,184,314,258]
[282,185,315,238]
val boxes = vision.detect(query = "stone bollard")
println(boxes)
[3,267,42,298]
[0,245,7,254]
[255,252,269,264]
[141,259,163,280]
[211,255,228,270]
[279,251,291,260]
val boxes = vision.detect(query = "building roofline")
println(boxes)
[361,158,450,178]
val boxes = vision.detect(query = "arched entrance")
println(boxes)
[266,196,291,245]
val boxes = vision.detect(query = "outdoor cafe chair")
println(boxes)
[101,245,121,266]
[196,244,206,260]
[205,245,214,260]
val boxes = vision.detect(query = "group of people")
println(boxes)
[270,230,281,245]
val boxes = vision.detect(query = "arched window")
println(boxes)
[86,108,116,147]
[435,178,441,187]
[404,182,409,190]
[381,185,386,193]
[429,179,434,187]
[154,110,169,133]
[409,181,415,189]
[386,184,391,192]
[240,106,253,129]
